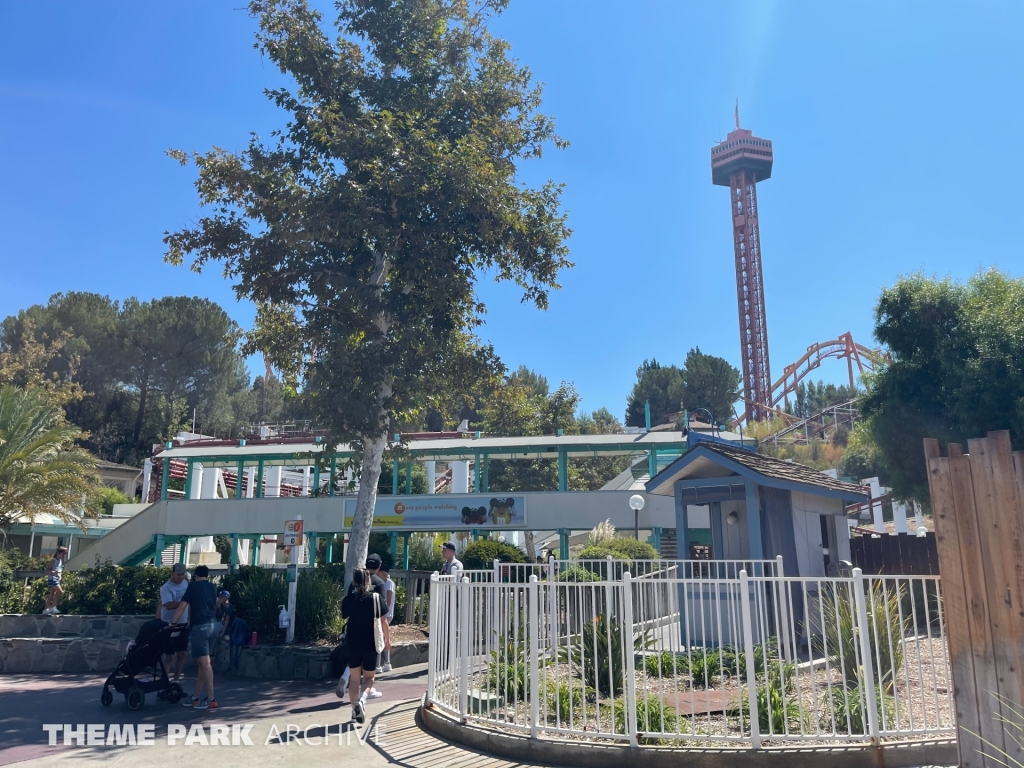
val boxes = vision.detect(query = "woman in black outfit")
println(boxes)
[341,568,379,724]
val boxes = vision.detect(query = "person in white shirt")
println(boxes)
[440,541,463,575]
[157,564,190,687]
[376,563,396,672]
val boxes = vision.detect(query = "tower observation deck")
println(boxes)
[712,119,774,422]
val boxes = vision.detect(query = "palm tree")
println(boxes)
[0,386,99,532]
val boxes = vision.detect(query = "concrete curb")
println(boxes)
[420,702,958,768]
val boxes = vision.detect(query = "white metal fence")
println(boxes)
[426,565,953,748]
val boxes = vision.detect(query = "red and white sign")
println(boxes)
[283,519,304,546]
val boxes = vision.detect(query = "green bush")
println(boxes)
[728,655,803,734]
[560,617,652,697]
[86,486,132,515]
[643,650,687,678]
[821,684,896,735]
[574,545,627,577]
[461,540,527,570]
[614,695,682,743]
[406,533,445,571]
[24,560,171,615]
[295,571,345,642]
[545,680,588,725]
[227,566,289,641]
[0,552,24,613]
[557,565,598,583]
[603,537,659,562]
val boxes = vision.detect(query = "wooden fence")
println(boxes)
[849,531,940,575]
[925,430,1024,768]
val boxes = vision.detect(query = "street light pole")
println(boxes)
[629,494,645,541]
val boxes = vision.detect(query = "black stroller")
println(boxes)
[100,619,186,709]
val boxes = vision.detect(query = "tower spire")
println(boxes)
[735,99,740,129]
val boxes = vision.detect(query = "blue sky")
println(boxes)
[1,1,1022,422]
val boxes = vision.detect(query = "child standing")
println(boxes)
[42,546,68,615]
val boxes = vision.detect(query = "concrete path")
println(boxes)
[0,666,545,768]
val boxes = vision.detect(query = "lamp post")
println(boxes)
[629,494,645,540]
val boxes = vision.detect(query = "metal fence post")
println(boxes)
[528,575,541,738]
[604,555,615,617]
[776,555,793,663]
[459,575,471,722]
[739,569,761,750]
[426,572,439,704]
[547,555,557,652]
[852,568,880,742]
[621,572,639,747]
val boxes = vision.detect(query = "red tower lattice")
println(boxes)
[712,115,774,422]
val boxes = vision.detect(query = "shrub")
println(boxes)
[229,566,289,641]
[545,681,589,725]
[406,533,445,572]
[461,540,527,570]
[643,650,687,678]
[820,684,896,735]
[615,695,682,743]
[728,655,802,734]
[560,617,652,697]
[295,571,345,642]
[603,537,659,562]
[815,579,907,692]
[557,565,598,583]
[0,552,24,613]
[574,545,628,577]
[685,648,724,688]
[24,560,171,615]
[86,486,132,515]
[586,519,616,547]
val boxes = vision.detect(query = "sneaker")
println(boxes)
[367,687,382,699]
[51,608,61,615]
[353,700,366,725]
[41,607,52,615]
[194,698,210,710]
[183,696,199,707]
[206,700,218,710]
[375,666,383,674]
[381,663,392,673]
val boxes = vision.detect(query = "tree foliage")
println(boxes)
[625,349,740,428]
[163,0,571,582]
[861,270,1024,500]
[0,386,99,531]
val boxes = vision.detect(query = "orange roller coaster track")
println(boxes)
[737,332,887,424]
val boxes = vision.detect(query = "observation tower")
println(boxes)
[712,107,774,422]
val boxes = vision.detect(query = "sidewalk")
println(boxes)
[0,666,546,768]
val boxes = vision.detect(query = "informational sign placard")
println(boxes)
[344,495,527,530]
[283,519,304,545]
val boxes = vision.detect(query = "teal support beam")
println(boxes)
[483,455,490,492]
[154,534,165,567]
[649,527,662,555]
[402,533,410,569]
[184,459,195,500]
[160,457,170,501]
[251,537,260,566]
[389,531,397,562]
[558,529,569,560]
[312,463,321,497]
[255,460,265,498]
[392,459,399,495]
[645,400,651,431]
[472,528,480,541]
[325,537,334,565]
[230,534,239,570]
[329,456,337,497]
[236,460,245,499]
[474,452,481,492]
[405,460,412,495]
[307,532,317,567]
[178,538,189,565]
[557,449,568,491]
[648,449,657,481]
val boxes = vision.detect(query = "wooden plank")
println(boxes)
[926,450,984,766]
[952,450,1007,764]
[985,433,1024,731]
[949,442,965,458]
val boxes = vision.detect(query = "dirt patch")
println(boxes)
[390,624,428,643]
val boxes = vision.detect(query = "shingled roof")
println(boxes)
[695,441,867,496]
[647,439,868,499]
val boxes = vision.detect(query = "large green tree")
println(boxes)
[625,360,684,428]
[164,0,571,582]
[862,270,1024,500]
[625,349,739,428]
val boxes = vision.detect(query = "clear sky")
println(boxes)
[1,1,1022,422]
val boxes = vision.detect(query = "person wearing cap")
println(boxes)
[440,542,463,576]
[338,554,388,699]
[172,564,220,710]
[157,563,190,688]
[215,590,235,640]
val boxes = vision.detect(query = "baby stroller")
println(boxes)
[100,618,185,709]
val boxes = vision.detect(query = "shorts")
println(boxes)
[190,622,219,659]
[344,645,378,672]
[166,624,189,654]
[46,577,61,589]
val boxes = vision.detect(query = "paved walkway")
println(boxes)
[0,667,545,768]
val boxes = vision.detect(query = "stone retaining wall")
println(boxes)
[0,614,428,677]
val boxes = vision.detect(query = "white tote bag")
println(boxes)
[372,593,386,654]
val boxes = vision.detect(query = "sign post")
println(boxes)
[283,517,303,643]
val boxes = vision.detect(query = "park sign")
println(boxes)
[343,495,527,531]
[283,519,304,546]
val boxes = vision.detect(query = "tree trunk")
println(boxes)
[524,530,537,561]
[345,430,388,586]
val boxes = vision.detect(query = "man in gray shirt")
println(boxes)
[440,542,463,575]
[157,564,189,689]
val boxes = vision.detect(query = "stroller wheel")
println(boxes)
[167,683,183,704]
[100,688,113,707]
[125,686,145,711]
